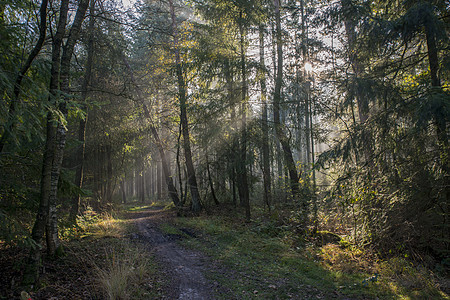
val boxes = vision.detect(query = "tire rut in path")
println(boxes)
[131,209,215,300]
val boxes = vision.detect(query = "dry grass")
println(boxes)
[89,213,124,238]
[93,242,155,300]
[96,255,129,299]
[74,210,159,299]
[75,209,125,238]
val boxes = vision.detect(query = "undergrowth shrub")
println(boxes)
[69,207,124,238]
[320,244,366,274]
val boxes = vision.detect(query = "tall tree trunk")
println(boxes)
[139,158,145,203]
[157,159,162,200]
[424,18,449,211]
[308,84,316,188]
[342,0,372,166]
[343,9,368,123]
[0,0,48,153]
[299,0,315,186]
[120,180,127,203]
[237,11,250,220]
[23,0,71,286]
[145,169,151,198]
[70,0,95,222]
[130,170,135,198]
[271,23,283,194]
[150,164,155,199]
[169,0,201,212]
[105,144,113,203]
[45,0,89,256]
[98,145,105,201]
[305,86,311,167]
[224,59,237,207]
[206,145,219,205]
[273,0,300,201]
[37,0,71,257]
[176,123,184,203]
[424,19,449,174]
[259,26,272,211]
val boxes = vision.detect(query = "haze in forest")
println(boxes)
[0,0,448,298]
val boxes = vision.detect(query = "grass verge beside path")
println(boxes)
[163,211,448,300]
[1,206,164,300]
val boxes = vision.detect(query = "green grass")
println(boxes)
[122,199,174,212]
[160,223,190,237]
[126,204,154,211]
[170,214,448,300]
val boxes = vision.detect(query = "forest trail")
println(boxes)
[128,207,219,300]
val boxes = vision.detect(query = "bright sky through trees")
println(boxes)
[122,0,135,8]
[304,62,313,73]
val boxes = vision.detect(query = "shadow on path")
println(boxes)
[127,208,217,300]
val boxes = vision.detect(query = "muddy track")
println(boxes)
[128,208,218,300]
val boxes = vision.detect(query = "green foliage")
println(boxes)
[0,145,42,246]
[314,0,450,265]
[58,168,91,199]
[0,207,34,246]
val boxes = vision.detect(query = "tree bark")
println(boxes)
[169,0,201,212]
[176,123,184,203]
[424,19,449,174]
[139,158,145,203]
[342,0,372,166]
[45,0,90,256]
[23,0,71,286]
[237,11,250,220]
[157,158,162,200]
[70,0,95,222]
[206,145,219,205]
[105,144,113,203]
[224,59,238,207]
[273,0,300,201]
[120,180,127,203]
[259,26,272,211]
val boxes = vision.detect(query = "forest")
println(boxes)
[0,0,449,298]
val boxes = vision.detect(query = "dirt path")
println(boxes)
[129,208,219,300]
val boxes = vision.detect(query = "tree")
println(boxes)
[24,0,90,286]
[0,0,48,154]
[70,0,96,222]
[314,0,449,255]
[259,24,272,211]
[169,0,202,212]
[273,0,301,202]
